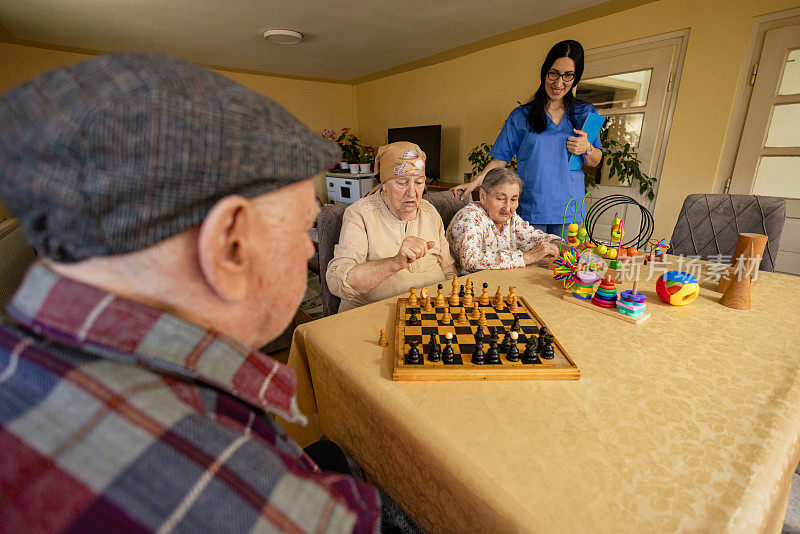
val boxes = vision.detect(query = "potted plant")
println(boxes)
[335,128,362,171]
[584,119,657,200]
[463,142,518,182]
[358,148,373,173]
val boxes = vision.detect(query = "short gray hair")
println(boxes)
[481,167,524,194]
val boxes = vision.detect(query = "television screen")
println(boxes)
[387,125,441,182]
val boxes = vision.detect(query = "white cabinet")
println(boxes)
[325,172,377,204]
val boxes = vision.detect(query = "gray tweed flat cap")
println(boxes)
[0,53,340,262]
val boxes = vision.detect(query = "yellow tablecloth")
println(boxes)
[280,262,800,533]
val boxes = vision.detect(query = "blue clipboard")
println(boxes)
[568,112,606,171]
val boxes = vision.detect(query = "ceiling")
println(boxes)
[0,0,612,82]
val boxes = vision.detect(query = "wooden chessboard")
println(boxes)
[392,296,579,381]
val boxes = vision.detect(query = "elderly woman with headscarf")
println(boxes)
[447,167,562,272]
[327,141,457,312]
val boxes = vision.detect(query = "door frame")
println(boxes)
[583,30,690,210]
[715,7,800,194]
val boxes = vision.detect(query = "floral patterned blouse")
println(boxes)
[446,202,560,271]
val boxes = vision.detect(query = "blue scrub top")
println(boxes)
[489,102,602,225]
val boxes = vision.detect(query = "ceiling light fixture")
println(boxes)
[263,29,303,45]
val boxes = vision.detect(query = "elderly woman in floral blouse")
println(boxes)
[447,167,562,272]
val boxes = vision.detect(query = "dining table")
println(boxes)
[279,258,800,533]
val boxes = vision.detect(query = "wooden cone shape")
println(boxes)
[720,241,756,310]
[717,233,768,293]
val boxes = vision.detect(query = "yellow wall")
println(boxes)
[0,42,356,133]
[354,0,800,236]
[0,41,357,202]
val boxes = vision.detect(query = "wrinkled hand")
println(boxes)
[522,241,561,265]
[566,129,592,155]
[394,237,435,270]
[450,181,479,201]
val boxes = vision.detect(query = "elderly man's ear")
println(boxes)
[197,195,255,302]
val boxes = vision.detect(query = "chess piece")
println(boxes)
[407,287,418,307]
[493,286,504,308]
[490,326,499,343]
[507,331,520,362]
[471,343,485,365]
[511,318,520,332]
[522,335,538,364]
[506,286,517,305]
[449,276,460,306]
[479,282,490,306]
[435,284,446,308]
[465,277,473,294]
[459,285,465,298]
[478,309,487,326]
[487,339,501,364]
[378,329,388,347]
[405,340,422,364]
[456,308,469,325]
[407,310,421,326]
[501,330,512,353]
[469,305,481,320]
[442,333,456,364]
[508,295,519,313]
[541,334,555,360]
[462,288,474,308]
[426,335,441,362]
[421,288,434,313]
[474,325,485,344]
[441,308,452,324]
[539,326,548,338]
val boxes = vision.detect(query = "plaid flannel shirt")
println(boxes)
[0,263,380,533]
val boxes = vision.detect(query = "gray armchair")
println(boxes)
[0,218,37,317]
[669,194,785,272]
[317,190,468,316]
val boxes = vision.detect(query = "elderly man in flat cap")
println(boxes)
[0,54,380,533]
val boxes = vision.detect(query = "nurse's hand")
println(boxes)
[567,129,592,155]
[451,180,479,201]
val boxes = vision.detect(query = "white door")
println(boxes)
[728,24,800,275]
[574,36,684,247]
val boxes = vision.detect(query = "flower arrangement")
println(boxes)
[332,128,362,164]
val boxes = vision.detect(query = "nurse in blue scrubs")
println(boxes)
[453,40,602,238]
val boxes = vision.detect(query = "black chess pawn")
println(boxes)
[501,330,512,353]
[471,343,485,365]
[511,317,520,332]
[405,340,422,364]
[442,333,456,364]
[539,326,548,337]
[506,332,519,362]
[474,324,485,344]
[487,339,501,364]
[426,335,441,362]
[407,310,421,326]
[490,326,500,343]
[459,285,465,298]
[541,334,555,360]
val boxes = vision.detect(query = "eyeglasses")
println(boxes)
[546,70,575,83]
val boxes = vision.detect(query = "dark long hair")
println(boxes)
[525,40,585,133]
